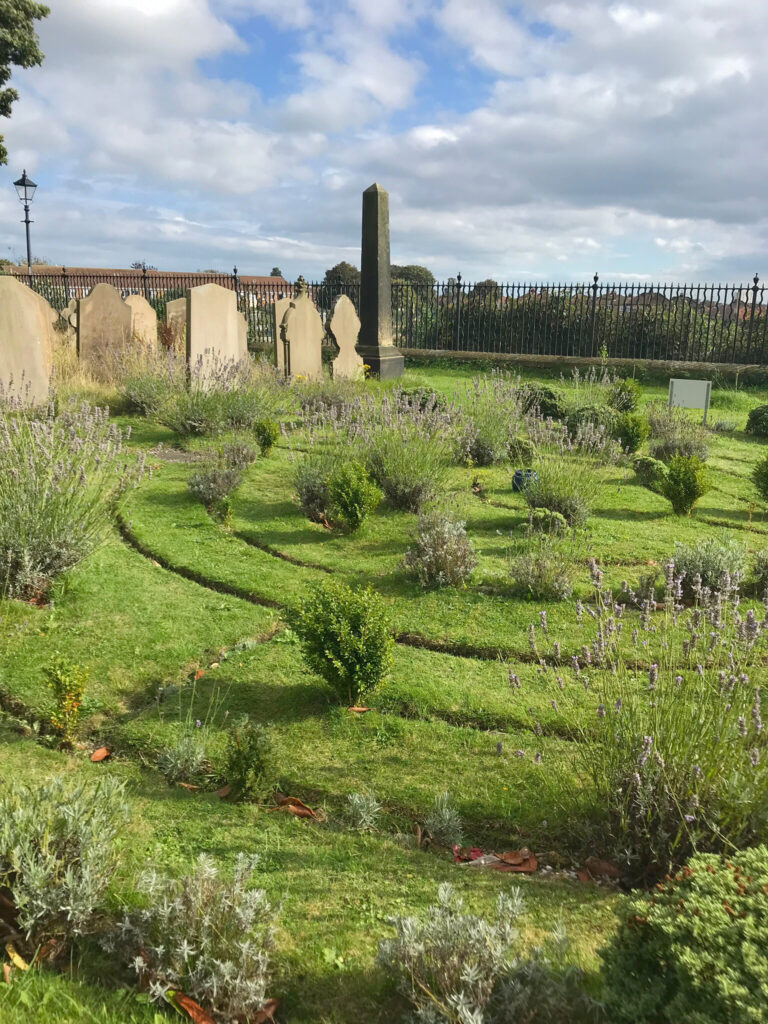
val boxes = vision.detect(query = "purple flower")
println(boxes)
[514,749,525,758]
[614,698,623,711]
[749,748,760,767]
[534,752,542,764]
[638,735,653,767]
[596,704,606,718]
[684,814,695,824]
[195,719,202,729]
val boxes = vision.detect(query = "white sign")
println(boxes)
[668,378,712,422]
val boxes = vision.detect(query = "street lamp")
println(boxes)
[13,170,37,272]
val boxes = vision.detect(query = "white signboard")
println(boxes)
[668,378,712,422]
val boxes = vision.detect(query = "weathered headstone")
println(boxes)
[236,311,248,362]
[329,294,363,379]
[272,296,291,374]
[125,294,158,348]
[358,182,403,379]
[165,297,187,348]
[77,283,132,373]
[668,378,712,423]
[280,277,323,380]
[0,276,55,404]
[186,283,244,381]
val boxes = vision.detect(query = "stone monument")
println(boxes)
[280,277,323,380]
[186,283,244,381]
[329,294,363,379]
[0,276,55,405]
[77,283,133,373]
[357,182,403,378]
[165,297,187,348]
[125,294,158,348]
[272,295,291,374]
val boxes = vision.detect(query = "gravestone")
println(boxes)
[272,296,291,374]
[236,311,248,361]
[0,276,56,404]
[358,182,403,378]
[77,283,132,373]
[165,297,187,347]
[280,277,323,380]
[61,298,77,329]
[329,295,363,379]
[186,283,244,381]
[125,294,158,348]
[668,378,712,423]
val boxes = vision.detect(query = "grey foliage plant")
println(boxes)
[0,776,127,954]
[405,511,477,588]
[424,792,464,848]
[347,792,382,831]
[109,854,278,1024]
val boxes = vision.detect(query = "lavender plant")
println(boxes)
[0,777,127,955]
[110,854,278,1023]
[672,536,747,593]
[347,792,383,831]
[509,533,581,600]
[452,372,527,466]
[0,402,145,599]
[424,792,464,847]
[646,402,709,462]
[404,511,477,588]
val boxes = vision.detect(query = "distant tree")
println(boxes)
[131,260,158,271]
[0,1,49,165]
[270,266,283,278]
[323,261,360,287]
[391,264,435,288]
[471,279,503,302]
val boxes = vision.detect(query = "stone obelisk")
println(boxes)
[356,182,404,379]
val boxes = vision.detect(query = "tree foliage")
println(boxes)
[391,264,435,287]
[0,0,49,165]
[323,261,360,287]
[270,266,283,277]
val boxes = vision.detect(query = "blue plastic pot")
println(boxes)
[512,469,538,492]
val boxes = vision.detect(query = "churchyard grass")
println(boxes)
[1,361,768,1022]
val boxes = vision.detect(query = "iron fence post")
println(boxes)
[455,273,463,350]
[747,273,759,359]
[590,272,599,356]
[62,265,68,303]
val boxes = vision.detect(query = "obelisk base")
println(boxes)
[357,345,404,380]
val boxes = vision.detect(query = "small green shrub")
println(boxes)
[566,404,616,437]
[398,384,446,412]
[508,435,536,466]
[526,508,567,534]
[158,729,214,788]
[647,402,708,462]
[613,411,650,453]
[523,384,565,419]
[254,417,280,455]
[752,453,768,503]
[745,404,768,437]
[521,462,592,528]
[609,376,641,412]
[601,847,768,1024]
[293,453,333,523]
[0,777,127,955]
[45,655,88,747]
[223,717,277,801]
[112,854,277,1022]
[327,460,381,531]
[633,456,669,493]
[754,548,768,595]
[346,792,382,831]
[673,536,747,592]
[509,534,579,600]
[661,454,710,516]
[424,792,464,847]
[187,463,242,509]
[404,511,477,588]
[292,579,394,704]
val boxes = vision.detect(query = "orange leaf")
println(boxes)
[576,869,591,884]
[269,795,317,819]
[2,963,10,984]
[252,998,280,1022]
[216,784,232,799]
[348,706,370,714]
[178,782,200,791]
[90,747,109,762]
[492,855,538,873]
[584,856,621,879]
[494,848,531,866]
[195,669,205,680]
[171,991,216,1024]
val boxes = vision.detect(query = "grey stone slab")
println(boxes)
[280,278,323,381]
[165,297,187,348]
[77,283,133,374]
[329,295,363,379]
[186,283,244,383]
[0,276,55,404]
[125,294,158,348]
[273,296,292,374]
[358,182,403,378]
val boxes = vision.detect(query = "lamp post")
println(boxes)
[13,170,37,273]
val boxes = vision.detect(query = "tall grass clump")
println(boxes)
[532,561,768,881]
[116,346,186,417]
[646,402,709,462]
[452,371,527,466]
[0,401,144,599]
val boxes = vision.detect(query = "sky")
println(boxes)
[0,0,766,283]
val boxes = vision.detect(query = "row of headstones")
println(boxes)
[0,274,363,405]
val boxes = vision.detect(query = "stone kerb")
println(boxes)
[329,295,363,379]
[280,277,323,380]
[0,276,56,405]
[77,283,133,375]
[186,283,243,383]
[125,294,158,348]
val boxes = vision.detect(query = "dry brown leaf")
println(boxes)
[171,990,216,1024]
[584,856,621,879]
[252,998,280,1022]
[178,782,200,791]
[269,795,318,819]
[90,747,109,762]
[216,784,232,799]
[494,848,531,866]
[347,706,370,714]
[2,963,10,984]
[492,855,538,873]
[4,944,28,971]
[576,869,591,884]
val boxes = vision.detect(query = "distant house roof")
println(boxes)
[5,265,290,287]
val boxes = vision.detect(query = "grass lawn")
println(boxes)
[1,360,767,1023]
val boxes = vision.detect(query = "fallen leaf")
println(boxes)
[90,747,109,762]
[576,869,591,884]
[252,998,280,1022]
[4,944,28,971]
[269,795,317,819]
[348,706,370,714]
[194,669,205,680]
[178,782,200,791]
[492,855,538,873]
[584,856,621,879]
[452,845,484,863]
[494,849,531,866]
[216,784,232,799]
[169,990,216,1024]
[2,963,10,984]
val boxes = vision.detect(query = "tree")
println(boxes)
[270,266,283,278]
[391,264,435,289]
[0,1,50,165]
[323,261,360,287]
[131,260,158,271]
